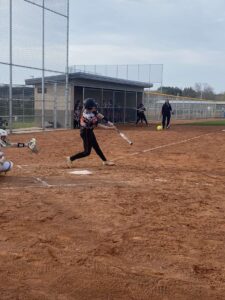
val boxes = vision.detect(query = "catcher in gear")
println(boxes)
[0,129,38,174]
[66,98,115,167]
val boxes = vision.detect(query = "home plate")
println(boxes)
[69,169,93,175]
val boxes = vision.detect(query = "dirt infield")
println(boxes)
[1,124,225,300]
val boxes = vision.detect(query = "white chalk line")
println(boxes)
[35,177,51,187]
[155,178,213,186]
[0,182,129,190]
[116,132,214,161]
[0,183,86,190]
[0,177,213,190]
[17,165,29,169]
[0,182,92,190]
[136,132,213,154]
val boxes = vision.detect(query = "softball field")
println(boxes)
[0,124,225,300]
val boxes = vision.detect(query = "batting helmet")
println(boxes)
[84,98,98,110]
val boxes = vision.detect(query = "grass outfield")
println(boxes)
[12,122,36,129]
[181,119,225,126]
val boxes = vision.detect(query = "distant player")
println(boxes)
[161,99,173,129]
[66,98,115,168]
[0,117,8,129]
[73,100,82,129]
[0,129,37,174]
[136,103,148,125]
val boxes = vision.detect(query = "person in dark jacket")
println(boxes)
[0,117,8,129]
[161,99,172,129]
[136,103,148,125]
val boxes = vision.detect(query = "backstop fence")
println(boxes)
[69,64,163,91]
[0,0,69,131]
[0,1,224,130]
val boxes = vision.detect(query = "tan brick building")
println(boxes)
[26,72,152,128]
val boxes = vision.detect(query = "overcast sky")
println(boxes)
[0,0,225,92]
[69,0,225,93]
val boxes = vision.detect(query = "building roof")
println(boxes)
[25,71,153,89]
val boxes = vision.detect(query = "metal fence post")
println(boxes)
[124,90,126,124]
[65,0,70,128]
[112,91,115,123]
[9,0,13,132]
[53,83,57,129]
[41,0,45,130]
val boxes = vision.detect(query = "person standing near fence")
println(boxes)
[136,103,148,126]
[73,100,82,129]
[161,99,172,129]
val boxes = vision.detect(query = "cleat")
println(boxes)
[66,156,72,168]
[103,160,115,166]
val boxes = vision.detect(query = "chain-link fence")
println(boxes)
[28,78,72,129]
[74,86,143,124]
[2,0,224,130]
[69,64,163,91]
[144,92,225,122]
[0,84,34,126]
[0,0,69,131]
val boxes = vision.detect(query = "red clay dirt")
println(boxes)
[0,124,225,300]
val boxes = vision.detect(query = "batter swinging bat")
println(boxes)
[114,127,133,145]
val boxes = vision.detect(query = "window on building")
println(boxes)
[37,87,47,94]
